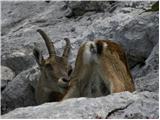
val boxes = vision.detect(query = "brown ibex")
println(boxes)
[63,40,135,99]
[33,29,72,104]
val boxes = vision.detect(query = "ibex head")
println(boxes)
[33,29,72,104]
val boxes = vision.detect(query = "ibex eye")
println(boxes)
[62,78,69,83]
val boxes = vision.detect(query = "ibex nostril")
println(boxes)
[62,78,69,83]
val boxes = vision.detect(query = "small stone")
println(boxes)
[1,66,15,81]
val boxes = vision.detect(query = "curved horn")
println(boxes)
[37,29,56,58]
[62,38,71,63]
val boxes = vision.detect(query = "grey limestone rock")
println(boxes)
[1,66,15,91]
[1,66,15,81]
[132,44,159,78]
[1,51,36,75]
[1,68,37,114]
[2,91,158,119]
[134,72,159,93]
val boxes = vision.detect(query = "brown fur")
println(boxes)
[33,29,72,104]
[63,40,135,99]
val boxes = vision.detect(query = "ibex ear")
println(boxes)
[33,48,44,66]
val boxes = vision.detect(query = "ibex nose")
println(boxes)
[62,77,70,83]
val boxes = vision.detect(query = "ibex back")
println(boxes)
[63,40,135,99]
[33,29,72,104]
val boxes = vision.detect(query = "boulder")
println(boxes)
[1,51,36,75]
[134,72,159,93]
[27,66,40,89]
[1,1,57,36]
[1,80,11,91]
[65,1,113,17]
[65,1,155,18]
[2,91,158,119]
[1,1,158,69]
[1,65,15,80]
[1,68,37,114]
[1,66,15,91]
[132,44,159,78]
[115,12,159,68]
[78,10,159,68]
[107,91,158,119]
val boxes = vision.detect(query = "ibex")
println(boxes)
[33,29,72,104]
[63,40,135,99]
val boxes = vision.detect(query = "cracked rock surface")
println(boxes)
[1,1,159,118]
[2,91,158,119]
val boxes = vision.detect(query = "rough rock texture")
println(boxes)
[1,1,159,118]
[1,50,36,75]
[27,66,40,89]
[1,1,158,66]
[135,72,159,93]
[132,44,159,78]
[77,8,158,68]
[65,1,113,17]
[1,69,37,114]
[107,91,159,119]
[2,91,158,119]
[1,66,15,91]
[131,43,159,93]
[1,66,15,81]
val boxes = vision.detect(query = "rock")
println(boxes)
[1,80,11,91]
[1,66,15,81]
[1,1,56,36]
[2,1,158,69]
[1,51,36,75]
[1,1,68,56]
[132,44,159,78]
[106,91,158,119]
[115,12,159,68]
[131,45,159,93]
[145,44,159,71]
[27,66,40,89]
[2,91,158,119]
[65,1,113,17]
[79,10,159,68]
[134,72,158,93]
[65,1,154,18]
[1,68,37,115]
[1,66,15,91]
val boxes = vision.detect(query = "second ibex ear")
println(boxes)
[33,48,44,66]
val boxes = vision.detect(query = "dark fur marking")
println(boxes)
[91,84,96,95]
[49,91,63,102]
[100,80,110,95]
[96,42,103,55]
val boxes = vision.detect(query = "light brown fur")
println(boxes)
[63,40,135,99]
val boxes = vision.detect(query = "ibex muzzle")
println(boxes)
[33,29,72,104]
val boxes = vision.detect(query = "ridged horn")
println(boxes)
[37,29,56,58]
